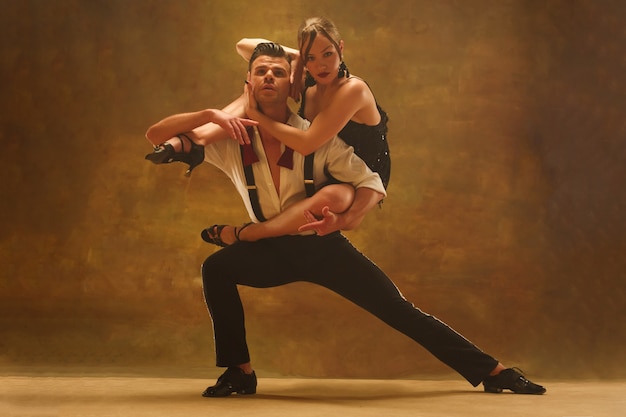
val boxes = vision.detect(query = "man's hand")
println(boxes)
[298,206,343,236]
[211,108,257,145]
[298,188,384,236]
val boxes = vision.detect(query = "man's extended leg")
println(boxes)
[292,233,499,386]
[201,233,544,395]
[297,233,544,393]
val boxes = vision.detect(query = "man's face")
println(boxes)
[247,55,291,105]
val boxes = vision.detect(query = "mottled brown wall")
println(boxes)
[1,0,625,379]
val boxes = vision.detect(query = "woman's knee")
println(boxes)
[313,184,355,213]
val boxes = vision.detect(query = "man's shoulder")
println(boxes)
[287,111,310,131]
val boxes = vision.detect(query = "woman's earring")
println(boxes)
[338,61,350,78]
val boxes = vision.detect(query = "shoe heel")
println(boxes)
[483,385,503,393]
[184,142,204,177]
[185,162,201,177]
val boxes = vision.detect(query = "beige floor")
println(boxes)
[1,374,623,417]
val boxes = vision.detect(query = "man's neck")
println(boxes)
[257,104,290,124]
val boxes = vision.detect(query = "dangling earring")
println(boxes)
[338,61,350,79]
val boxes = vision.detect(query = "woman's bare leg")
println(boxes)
[144,95,247,176]
[216,184,355,245]
[146,94,246,150]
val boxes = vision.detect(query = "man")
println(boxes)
[147,43,546,397]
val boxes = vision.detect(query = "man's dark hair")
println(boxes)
[248,42,291,70]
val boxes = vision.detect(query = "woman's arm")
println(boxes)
[246,79,373,155]
[236,38,300,62]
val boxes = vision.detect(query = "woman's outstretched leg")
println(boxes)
[204,184,355,246]
[144,95,246,176]
[145,94,246,149]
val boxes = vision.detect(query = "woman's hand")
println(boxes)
[244,81,261,121]
[289,56,305,102]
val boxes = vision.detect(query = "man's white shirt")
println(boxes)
[204,112,386,223]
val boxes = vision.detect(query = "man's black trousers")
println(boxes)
[201,232,498,386]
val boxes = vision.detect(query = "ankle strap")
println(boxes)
[177,133,193,153]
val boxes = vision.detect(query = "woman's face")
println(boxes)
[303,34,343,85]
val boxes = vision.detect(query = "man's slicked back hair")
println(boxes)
[248,42,291,70]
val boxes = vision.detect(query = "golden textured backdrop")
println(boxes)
[1,0,625,379]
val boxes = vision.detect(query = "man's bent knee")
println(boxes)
[201,253,231,287]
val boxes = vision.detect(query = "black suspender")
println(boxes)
[240,145,267,222]
[240,145,316,223]
[304,153,316,197]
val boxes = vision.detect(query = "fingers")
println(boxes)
[239,119,258,144]
[298,210,319,233]
[239,126,250,145]
[231,121,247,145]
[225,118,258,145]
[303,209,318,223]
[289,84,301,103]
[244,81,253,100]
[298,208,338,236]
[298,220,322,233]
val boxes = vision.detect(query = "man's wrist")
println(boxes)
[341,188,383,230]
[338,210,361,231]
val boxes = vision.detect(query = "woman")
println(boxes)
[238,17,390,189]
[146,17,390,246]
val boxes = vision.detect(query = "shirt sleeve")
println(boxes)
[322,137,387,198]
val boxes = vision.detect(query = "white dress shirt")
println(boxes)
[204,112,386,223]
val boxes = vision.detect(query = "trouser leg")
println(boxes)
[201,239,303,367]
[294,233,499,386]
[201,248,249,366]
[203,233,497,385]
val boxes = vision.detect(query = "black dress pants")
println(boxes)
[201,232,498,386]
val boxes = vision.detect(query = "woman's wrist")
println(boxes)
[246,106,261,121]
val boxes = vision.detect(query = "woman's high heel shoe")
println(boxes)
[177,140,205,177]
[145,142,176,163]
[145,134,205,177]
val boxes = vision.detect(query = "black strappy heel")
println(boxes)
[201,225,229,247]
[201,223,253,247]
[145,134,204,177]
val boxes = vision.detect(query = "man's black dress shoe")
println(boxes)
[483,368,546,394]
[202,367,257,397]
